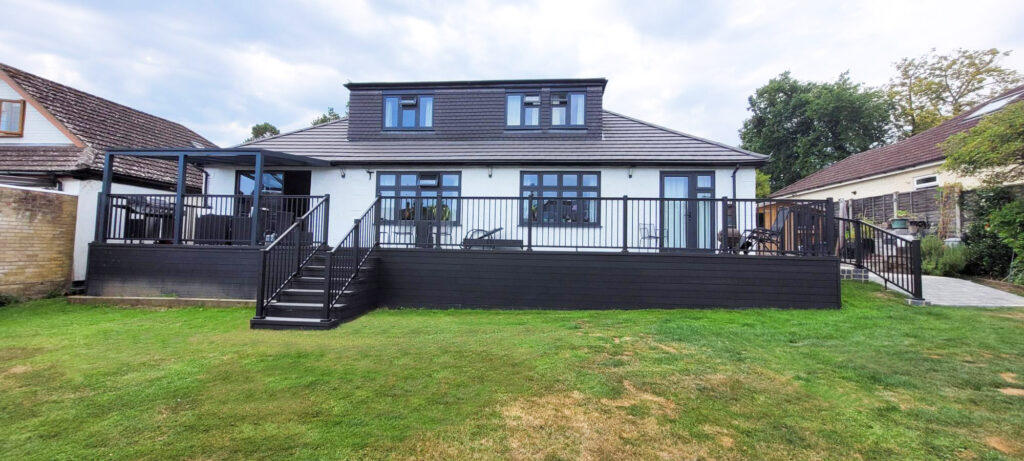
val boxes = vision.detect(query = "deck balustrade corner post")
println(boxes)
[825,198,835,256]
[322,196,330,246]
[621,195,628,252]
[255,250,268,319]
[910,239,924,300]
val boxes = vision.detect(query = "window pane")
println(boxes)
[384,97,398,128]
[506,95,522,126]
[582,191,597,197]
[551,107,566,126]
[543,174,558,186]
[697,175,712,188]
[562,174,578,187]
[442,174,459,187]
[379,190,395,196]
[562,191,577,197]
[524,107,539,126]
[419,96,433,128]
[400,174,417,186]
[401,108,416,127]
[522,174,538,186]
[379,174,396,186]
[1,101,22,132]
[582,174,598,187]
[419,174,439,187]
[570,93,585,125]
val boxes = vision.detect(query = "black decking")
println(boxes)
[376,249,841,310]
[87,244,261,299]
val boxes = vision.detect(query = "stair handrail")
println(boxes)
[835,216,923,300]
[323,197,381,317]
[255,195,330,318]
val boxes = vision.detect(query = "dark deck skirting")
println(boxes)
[376,249,841,310]
[86,244,261,299]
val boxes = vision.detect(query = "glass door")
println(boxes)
[661,172,715,250]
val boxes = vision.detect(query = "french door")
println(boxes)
[660,172,715,251]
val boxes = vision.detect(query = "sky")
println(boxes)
[2,0,1023,148]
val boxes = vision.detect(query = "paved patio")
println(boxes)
[867,273,1024,307]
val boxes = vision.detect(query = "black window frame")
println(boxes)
[520,171,601,226]
[377,171,462,224]
[550,91,586,128]
[505,91,541,129]
[382,92,434,131]
[235,170,286,195]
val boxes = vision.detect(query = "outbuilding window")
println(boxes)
[913,174,938,190]
[0,99,25,136]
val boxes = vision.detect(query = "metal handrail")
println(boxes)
[324,197,381,316]
[255,195,330,319]
[835,216,923,299]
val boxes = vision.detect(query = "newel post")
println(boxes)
[526,193,534,251]
[910,239,924,300]
[621,195,629,252]
[853,221,864,268]
[824,198,835,256]
[352,218,361,277]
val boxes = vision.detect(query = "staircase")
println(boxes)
[250,249,379,330]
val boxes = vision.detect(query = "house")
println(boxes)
[85,78,845,329]
[0,63,215,286]
[771,85,1024,201]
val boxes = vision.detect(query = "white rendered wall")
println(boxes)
[62,178,172,280]
[206,165,757,246]
[0,80,74,145]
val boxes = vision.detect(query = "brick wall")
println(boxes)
[0,185,77,298]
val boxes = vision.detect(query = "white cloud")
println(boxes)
[0,0,1022,147]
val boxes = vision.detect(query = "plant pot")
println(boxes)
[890,218,909,229]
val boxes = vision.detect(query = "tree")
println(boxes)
[245,123,279,143]
[755,170,771,198]
[311,107,342,126]
[942,100,1024,186]
[885,48,1022,139]
[739,72,892,191]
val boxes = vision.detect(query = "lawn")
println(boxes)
[1,282,1023,460]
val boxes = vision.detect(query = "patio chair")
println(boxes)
[739,207,791,255]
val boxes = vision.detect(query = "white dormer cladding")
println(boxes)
[0,79,75,145]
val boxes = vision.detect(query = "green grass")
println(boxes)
[1,282,1023,460]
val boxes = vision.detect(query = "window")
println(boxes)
[377,171,461,222]
[521,171,600,224]
[0,99,25,136]
[236,171,285,195]
[551,92,585,126]
[506,93,540,127]
[913,174,938,190]
[383,94,433,129]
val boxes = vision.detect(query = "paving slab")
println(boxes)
[862,273,1024,307]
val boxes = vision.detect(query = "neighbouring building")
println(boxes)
[0,63,215,285]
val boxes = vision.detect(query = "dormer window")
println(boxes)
[506,93,540,127]
[552,92,585,126]
[0,99,26,137]
[384,94,433,129]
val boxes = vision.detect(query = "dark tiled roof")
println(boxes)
[242,111,767,166]
[772,85,1024,197]
[0,63,215,188]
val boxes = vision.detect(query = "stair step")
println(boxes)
[250,316,339,330]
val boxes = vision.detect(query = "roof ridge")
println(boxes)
[0,62,214,147]
[236,116,348,147]
[602,109,767,160]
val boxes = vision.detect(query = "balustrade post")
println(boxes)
[910,239,924,300]
[853,221,864,268]
[295,217,305,274]
[322,195,330,246]
[824,198,835,256]
[527,194,534,251]
[435,197,442,249]
[621,195,628,252]
[352,218,361,277]
[255,250,268,319]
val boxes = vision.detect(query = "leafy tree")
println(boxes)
[245,123,279,143]
[740,72,892,191]
[885,48,1022,139]
[755,170,771,198]
[311,107,342,126]
[942,101,1024,186]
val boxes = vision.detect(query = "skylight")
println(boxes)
[967,90,1024,119]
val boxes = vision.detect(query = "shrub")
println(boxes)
[988,200,1024,284]
[0,293,20,307]
[921,235,969,277]
[961,186,1018,281]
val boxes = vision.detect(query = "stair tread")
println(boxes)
[268,301,322,308]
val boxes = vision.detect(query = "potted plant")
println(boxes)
[890,210,911,230]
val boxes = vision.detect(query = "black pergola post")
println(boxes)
[95,152,115,243]
[172,153,187,244]
[250,151,264,246]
